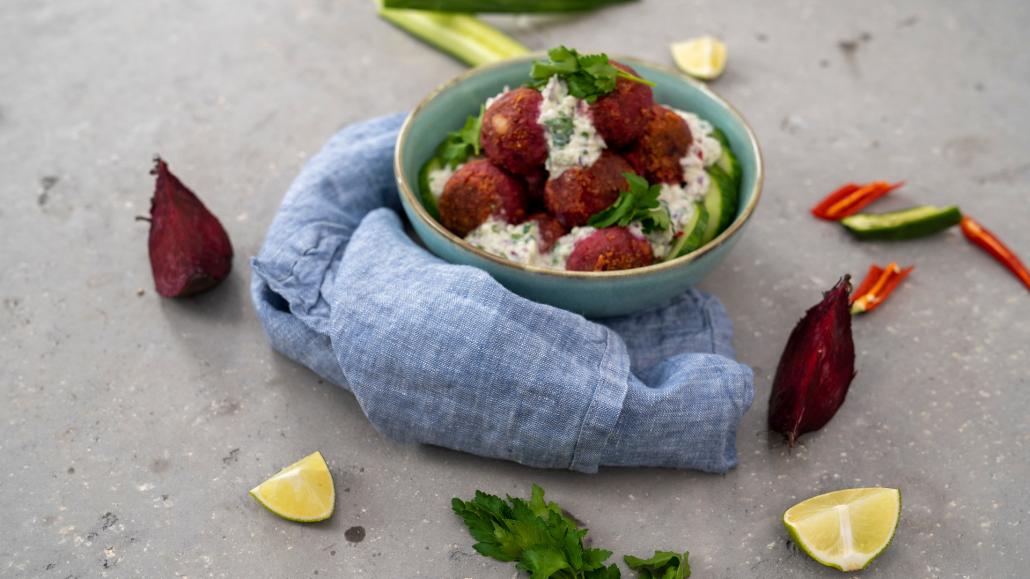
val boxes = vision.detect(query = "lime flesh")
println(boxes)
[249,451,335,523]
[783,487,901,572]
[671,36,727,80]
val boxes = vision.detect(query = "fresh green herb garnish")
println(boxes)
[439,105,485,167]
[452,484,621,578]
[530,46,655,103]
[543,115,575,148]
[588,172,671,234]
[453,485,691,578]
[624,550,691,578]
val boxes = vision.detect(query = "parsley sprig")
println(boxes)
[438,105,485,167]
[452,484,621,579]
[624,550,691,579]
[453,485,690,578]
[587,172,671,234]
[530,46,655,103]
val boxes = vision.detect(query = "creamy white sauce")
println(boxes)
[536,77,606,177]
[626,222,673,260]
[427,162,461,200]
[465,218,542,265]
[465,219,602,270]
[673,109,722,170]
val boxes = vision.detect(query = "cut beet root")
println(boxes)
[145,157,233,297]
[768,276,856,447]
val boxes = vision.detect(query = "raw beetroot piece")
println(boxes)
[768,276,856,447]
[146,158,233,297]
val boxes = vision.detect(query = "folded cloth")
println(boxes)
[251,113,754,474]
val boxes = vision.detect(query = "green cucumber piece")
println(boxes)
[665,202,709,260]
[841,205,962,240]
[700,166,738,243]
[710,128,742,187]
[418,156,444,221]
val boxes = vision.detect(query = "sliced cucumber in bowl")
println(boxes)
[665,202,709,261]
[710,127,742,188]
[700,166,738,244]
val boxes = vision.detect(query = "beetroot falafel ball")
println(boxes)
[544,151,633,228]
[524,212,568,253]
[589,61,654,148]
[624,105,692,184]
[480,87,548,176]
[438,159,527,237]
[566,227,654,272]
[521,167,549,209]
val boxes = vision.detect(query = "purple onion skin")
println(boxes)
[768,276,856,447]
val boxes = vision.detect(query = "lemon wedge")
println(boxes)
[784,487,900,572]
[671,36,727,80]
[249,451,335,523]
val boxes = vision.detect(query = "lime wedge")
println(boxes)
[671,36,727,80]
[249,451,335,523]
[783,487,901,572]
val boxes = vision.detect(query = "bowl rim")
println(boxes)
[394,53,764,280]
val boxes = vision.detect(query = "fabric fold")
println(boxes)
[251,113,754,473]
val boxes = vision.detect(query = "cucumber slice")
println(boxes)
[710,128,742,187]
[665,202,709,260]
[841,205,962,240]
[700,166,738,243]
[418,156,444,221]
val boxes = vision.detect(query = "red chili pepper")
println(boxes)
[811,181,905,221]
[960,216,1030,292]
[850,262,914,314]
[811,183,860,219]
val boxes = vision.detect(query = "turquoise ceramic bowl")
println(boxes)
[395,55,763,318]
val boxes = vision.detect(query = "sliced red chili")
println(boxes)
[960,216,1030,292]
[812,181,904,221]
[850,262,914,314]
[811,183,860,219]
[850,264,885,302]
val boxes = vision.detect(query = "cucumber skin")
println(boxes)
[418,156,444,221]
[700,169,732,244]
[666,203,709,261]
[841,206,963,240]
[709,165,738,230]
[711,128,742,188]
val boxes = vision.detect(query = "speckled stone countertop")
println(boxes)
[1,1,1028,577]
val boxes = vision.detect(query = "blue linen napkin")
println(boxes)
[250,113,754,473]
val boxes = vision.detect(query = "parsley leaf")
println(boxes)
[452,484,620,579]
[438,105,485,168]
[624,550,691,579]
[587,172,672,234]
[543,115,575,148]
[530,46,655,103]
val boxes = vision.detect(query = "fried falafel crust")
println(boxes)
[624,104,692,184]
[544,150,633,228]
[438,159,527,237]
[589,61,655,148]
[566,227,654,271]
[480,87,548,176]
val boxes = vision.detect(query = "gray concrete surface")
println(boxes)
[2,0,1028,577]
